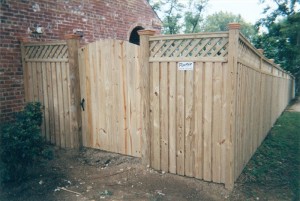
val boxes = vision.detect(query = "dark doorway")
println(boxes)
[129,26,144,45]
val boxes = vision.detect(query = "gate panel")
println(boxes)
[79,39,141,157]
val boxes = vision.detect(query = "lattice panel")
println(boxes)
[24,43,68,61]
[150,37,228,58]
[238,39,260,68]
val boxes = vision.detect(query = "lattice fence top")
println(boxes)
[23,41,69,62]
[149,33,229,61]
[238,37,261,69]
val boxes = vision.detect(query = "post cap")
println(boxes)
[269,59,275,63]
[257,49,264,54]
[228,23,241,30]
[64,34,81,40]
[138,30,156,36]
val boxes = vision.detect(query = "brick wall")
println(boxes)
[0,0,161,122]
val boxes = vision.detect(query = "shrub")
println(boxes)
[0,102,46,183]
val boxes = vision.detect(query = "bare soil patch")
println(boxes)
[0,147,230,201]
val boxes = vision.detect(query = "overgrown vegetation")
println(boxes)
[237,111,300,200]
[0,102,52,183]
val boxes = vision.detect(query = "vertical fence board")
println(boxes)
[118,41,126,154]
[36,63,45,137]
[41,63,50,141]
[53,63,60,146]
[185,70,194,177]
[176,69,185,175]
[160,62,169,172]
[152,62,160,169]
[220,62,228,183]
[194,62,203,179]
[56,63,65,147]
[168,62,177,174]
[62,62,71,148]
[31,62,38,101]
[212,62,222,183]
[203,62,213,181]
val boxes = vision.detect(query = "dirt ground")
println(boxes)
[0,148,233,201]
[286,96,300,112]
[0,146,290,201]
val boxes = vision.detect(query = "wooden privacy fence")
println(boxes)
[138,24,295,189]
[20,35,81,148]
[21,23,295,189]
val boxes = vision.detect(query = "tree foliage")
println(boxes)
[254,0,300,91]
[183,0,209,33]
[148,0,208,34]
[200,11,258,41]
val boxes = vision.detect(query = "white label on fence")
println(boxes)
[178,62,194,71]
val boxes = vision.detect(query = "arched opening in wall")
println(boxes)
[129,26,144,45]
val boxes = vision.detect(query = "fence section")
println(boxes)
[234,35,294,179]
[144,26,295,189]
[147,33,230,184]
[21,37,81,148]
[78,39,142,157]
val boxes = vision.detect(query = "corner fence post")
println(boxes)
[138,30,156,166]
[226,23,240,190]
[64,34,82,148]
[19,37,30,102]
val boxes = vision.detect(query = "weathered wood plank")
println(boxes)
[118,41,126,154]
[56,63,65,147]
[203,62,213,181]
[31,62,38,101]
[184,69,194,177]
[221,62,228,183]
[36,62,45,138]
[89,42,98,148]
[62,62,71,148]
[94,41,101,149]
[168,62,177,174]
[41,62,50,142]
[176,68,185,175]
[194,62,203,179]
[46,62,55,144]
[160,62,169,172]
[152,62,160,170]
[212,62,222,183]
[52,63,60,146]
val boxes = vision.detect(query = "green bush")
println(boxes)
[0,102,46,183]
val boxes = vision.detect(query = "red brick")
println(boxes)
[0,0,161,122]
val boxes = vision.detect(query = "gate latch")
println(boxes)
[80,98,85,111]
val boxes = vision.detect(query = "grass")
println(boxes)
[238,111,300,200]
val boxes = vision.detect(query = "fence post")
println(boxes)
[226,23,240,190]
[65,34,82,148]
[19,37,30,102]
[138,30,156,166]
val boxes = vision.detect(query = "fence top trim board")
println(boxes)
[149,31,229,40]
[22,40,69,62]
[23,41,67,46]
[238,34,293,78]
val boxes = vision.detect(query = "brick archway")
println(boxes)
[129,26,145,45]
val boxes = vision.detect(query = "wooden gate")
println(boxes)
[78,39,142,157]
